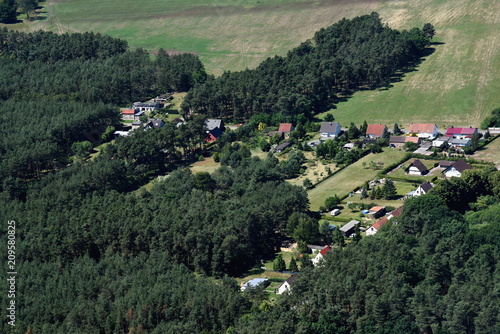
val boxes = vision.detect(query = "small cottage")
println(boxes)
[407,159,428,176]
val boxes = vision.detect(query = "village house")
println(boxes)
[407,159,428,176]
[132,101,161,112]
[432,136,452,148]
[439,160,453,168]
[444,159,472,178]
[278,123,295,138]
[121,109,137,121]
[446,126,478,139]
[340,220,360,237]
[131,121,142,130]
[389,136,406,148]
[366,206,403,236]
[408,123,439,139]
[320,122,342,140]
[450,138,471,149]
[413,181,434,197]
[368,206,386,219]
[205,119,226,132]
[205,127,224,143]
[275,142,291,153]
[276,274,298,295]
[366,124,387,139]
[144,119,165,130]
[312,246,332,266]
[405,136,421,145]
[241,278,269,291]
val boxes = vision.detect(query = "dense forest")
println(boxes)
[181,13,435,122]
[1,14,499,334]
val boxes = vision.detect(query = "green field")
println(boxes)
[307,149,407,211]
[6,0,499,127]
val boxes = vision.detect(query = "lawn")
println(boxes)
[307,148,407,211]
[472,136,500,165]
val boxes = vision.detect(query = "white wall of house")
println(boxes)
[445,167,462,178]
[365,226,377,236]
[276,281,291,295]
[408,167,422,175]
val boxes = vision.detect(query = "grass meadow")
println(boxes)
[307,148,407,211]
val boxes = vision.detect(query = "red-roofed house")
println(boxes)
[368,206,386,219]
[366,206,403,236]
[446,127,478,139]
[122,109,136,121]
[366,124,388,138]
[312,246,332,266]
[408,123,438,139]
[277,123,295,139]
[278,123,294,133]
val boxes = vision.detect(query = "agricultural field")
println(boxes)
[11,0,499,128]
[307,148,407,211]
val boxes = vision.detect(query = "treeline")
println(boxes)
[182,13,435,121]
[231,167,500,334]
[0,29,206,103]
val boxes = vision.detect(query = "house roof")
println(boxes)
[268,131,284,138]
[390,206,403,218]
[340,220,360,232]
[366,124,387,137]
[371,216,389,231]
[369,206,385,213]
[452,159,472,172]
[409,159,427,173]
[319,246,332,256]
[285,274,298,285]
[446,127,478,136]
[390,136,406,143]
[320,122,340,133]
[276,142,291,151]
[405,136,420,143]
[122,109,135,114]
[206,119,223,131]
[439,160,453,167]
[409,123,436,134]
[451,138,471,146]
[133,101,160,108]
[209,127,224,139]
[419,181,434,193]
[243,278,268,289]
[278,123,294,133]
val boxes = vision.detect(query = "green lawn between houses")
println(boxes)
[306,148,408,211]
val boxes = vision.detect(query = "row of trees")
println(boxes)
[0,0,38,23]
[182,13,435,122]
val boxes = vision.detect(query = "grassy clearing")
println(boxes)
[287,151,338,187]
[472,136,500,165]
[189,156,220,174]
[307,149,407,211]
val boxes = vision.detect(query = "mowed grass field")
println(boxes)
[307,149,407,211]
[7,0,500,127]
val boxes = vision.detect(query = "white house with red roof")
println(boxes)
[446,127,478,139]
[366,124,387,138]
[312,246,331,266]
[366,206,403,236]
[408,123,438,139]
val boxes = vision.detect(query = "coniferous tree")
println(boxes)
[393,123,403,135]
[273,254,286,272]
[382,179,397,199]
[289,257,299,272]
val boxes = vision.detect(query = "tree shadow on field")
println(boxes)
[328,43,443,103]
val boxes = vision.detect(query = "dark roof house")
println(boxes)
[407,159,428,175]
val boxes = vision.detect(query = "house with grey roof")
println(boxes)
[340,220,360,237]
[444,159,472,178]
[205,119,225,132]
[320,122,341,140]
